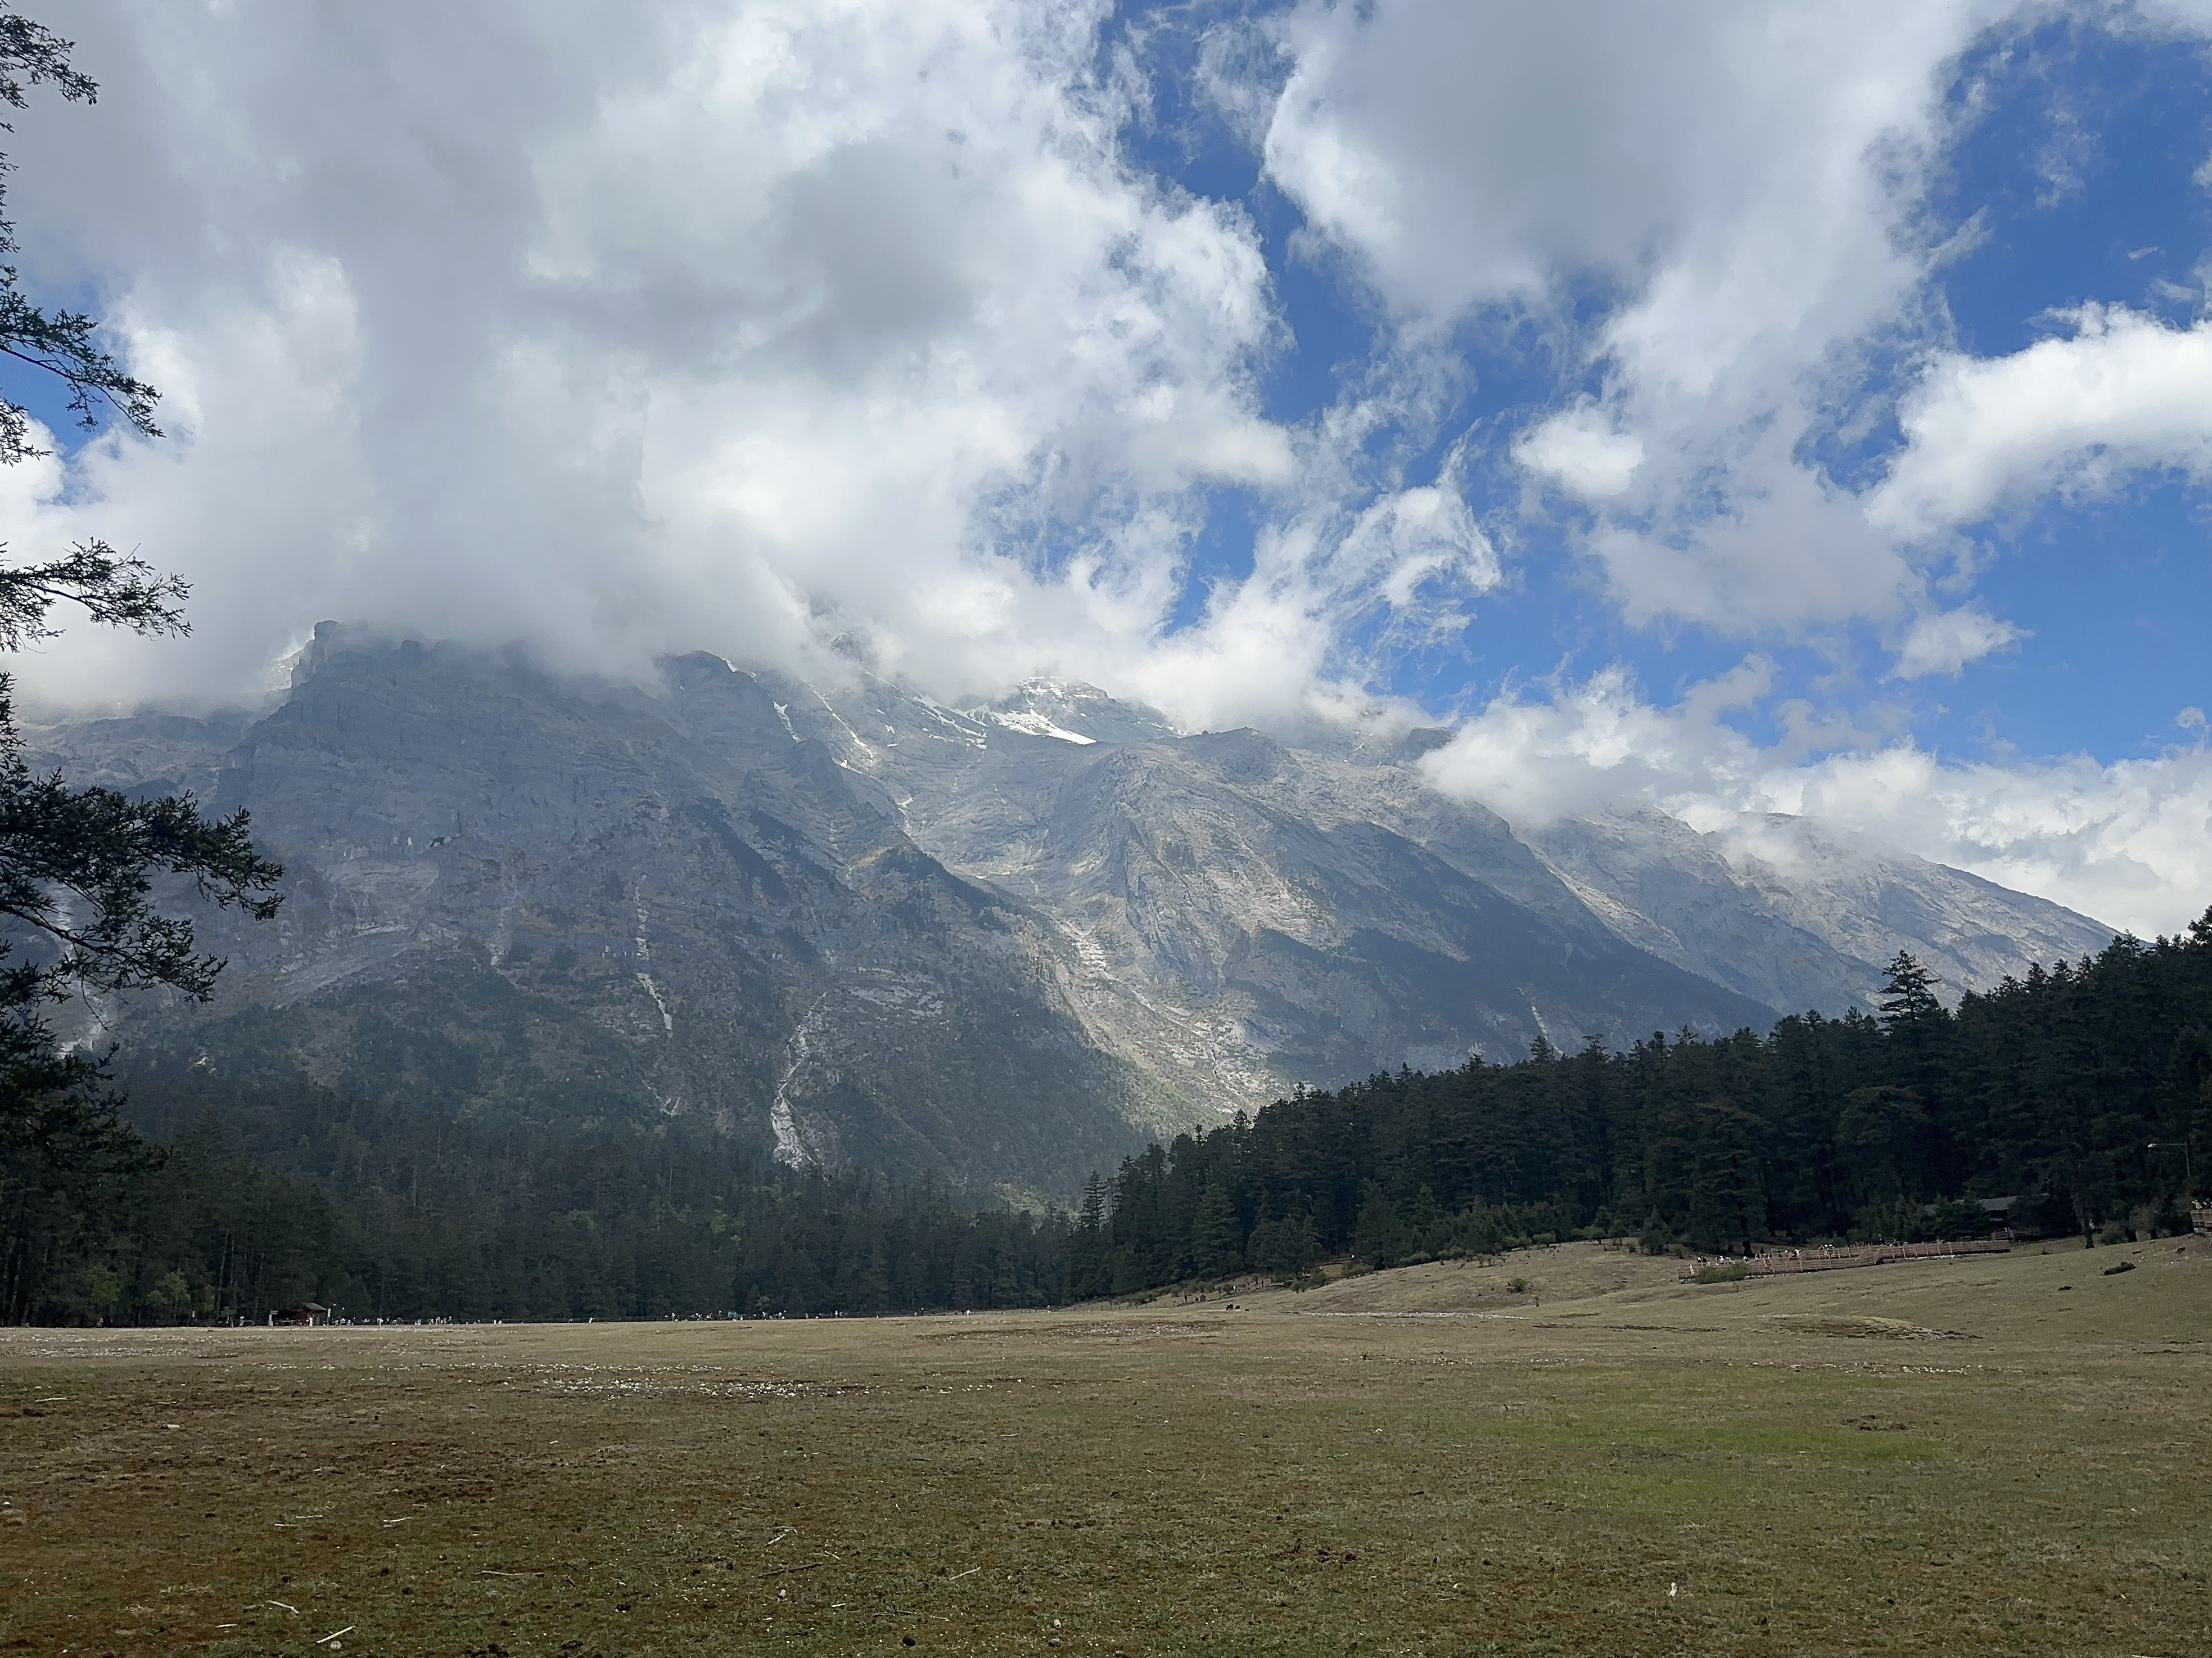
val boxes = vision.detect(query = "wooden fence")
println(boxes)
[1681,1238,2013,1281]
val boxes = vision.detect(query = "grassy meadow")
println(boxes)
[1,1237,2206,1657]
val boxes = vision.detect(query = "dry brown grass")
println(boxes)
[2,1237,2207,1657]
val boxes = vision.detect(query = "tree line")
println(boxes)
[13,914,2208,1324]
[1067,926,2212,1295]
[8,1059,1071,1324]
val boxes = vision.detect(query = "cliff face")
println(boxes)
[1520,808,2115,1017]
[775,690,1776,1103]
[31,630,2114,1194]
[55,633,1157,1198]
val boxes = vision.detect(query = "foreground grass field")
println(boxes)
[2,1239,2206,1657]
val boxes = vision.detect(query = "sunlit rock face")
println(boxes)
[33,631,2111,1194]
[1519,809,2114,1018]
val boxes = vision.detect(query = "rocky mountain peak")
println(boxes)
[969,678,1181,746]
[28,636,2120,1195]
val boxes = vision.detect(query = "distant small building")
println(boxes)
[270,1303,329,1327]
[2192,1206,2212,1237]
[1917,1196,2019,1236]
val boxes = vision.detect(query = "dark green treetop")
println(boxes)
[1877,950,1945,1031]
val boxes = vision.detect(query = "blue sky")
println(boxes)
[1093,5,2212,766]
[1922,19,2212,762]
[7,1,2212,934]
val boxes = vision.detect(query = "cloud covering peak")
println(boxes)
[6,0,2212,935]
[10,0,1330,719]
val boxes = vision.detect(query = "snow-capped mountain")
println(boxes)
[29,629,2116,1193]
[771,670,2112,1083]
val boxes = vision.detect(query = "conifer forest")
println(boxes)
[8,918,2208,1326]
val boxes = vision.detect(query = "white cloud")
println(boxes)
[1341,485,1499,614]
[1106,477,1501,734]
[1417,660,1773,830]
[1513,407,1642,501]
[0,0,1326,720]
[1766,741,2212,943]
[1584,435,1922,633]
[1892,606,2024,679]
[1258,0,2009,640]
[1870,305,2212,540]
[2,0,2208,945]
[1261,2,1979,323]
[1421,666,2212,940]
[3,0,2190,715]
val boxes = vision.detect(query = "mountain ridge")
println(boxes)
[27,628,2116,1194]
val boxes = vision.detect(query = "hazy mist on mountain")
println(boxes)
[30,627,2114,1196]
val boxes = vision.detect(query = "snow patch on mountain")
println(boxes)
[975,708,1096,744]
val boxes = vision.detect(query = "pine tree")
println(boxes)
[1352,1182,1406,1269]
[1067,1170,1108,1300]
[1877,952,1945,1031]
[1190,1179,1243,1280]
[0,9,282,1324]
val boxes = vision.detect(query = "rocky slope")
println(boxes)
[1522,808,2114,1016]
[29,631,2117,1193]
[768,672,2112,1057]
[771,683,1777,1103]
[46,632,1160,1198]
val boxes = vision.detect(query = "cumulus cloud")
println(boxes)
[1512,407,1642,501]
[1260,0,2006,642]
[1870,305,2212,539]
[1102,479,1501,733]
[1421,667,2212,940]
[1892,606,2025,679]
[1764,739,2212,943]
[1252,0,2212,704]
[1417,661,1773,831]
[1261,2,1979,322]
[1584,438,1922,634]
[0,0,2188,715]
[0,0,1338,719]
[3,0,2209,939]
